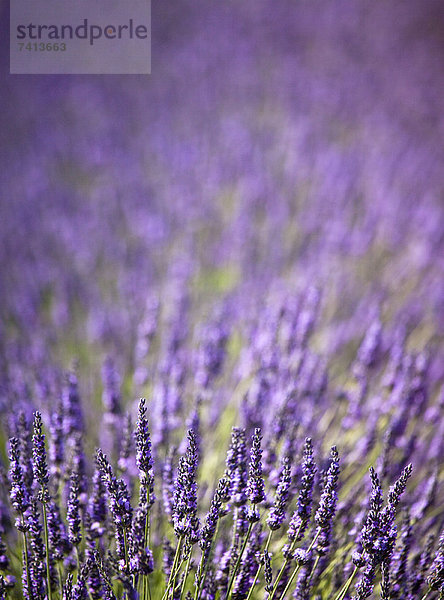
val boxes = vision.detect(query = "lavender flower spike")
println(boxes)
[172,429,200,543]
[96,448,133,565]
[226,428,248,508]
[314,445,340,556]
[288,438,317,543]
[136,398,153,474]
[8,437,29,520]
[267,456,292,531]
[67,470,82,547]
[32,412,50,503]
[246,428,265,522]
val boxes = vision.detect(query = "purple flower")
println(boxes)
[16,412,33,494]
[314,446,340,556]
[8,437,29,518]
[63,372,84,438]
[263,551,273,593]
[49,401,65,478]
[294,553,314,600]
[427,529,444,594]
[102,357,122,416]
[226,428,248,508]
[232,526,263,600]
[47,499,69,561]
[288,438,317,543]
[63,572,74,600]
[194,316,229,389]
[117,412,133,476]
[135,398,152,475]
[67,471,82,547]
[360,467,383,558]
[267,456,292,531]
[390,511,412,600]
[353,318,382,377]
[162,446,176,523]
[0,533,8,571]
[72,562,88,600]
[197,477,229,589]
[172,429,200,542]
[246,428,265,521]
[128,502,154,576]
[200,476,229,550]
[27,498,47,599]
[32,412,50,504]
[353,465,413,599]
[411,533,435,595]
[163,538,175,580]
[96,449,133,563]
[87,465,107,538]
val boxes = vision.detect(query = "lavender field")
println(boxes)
[1,1,444,599]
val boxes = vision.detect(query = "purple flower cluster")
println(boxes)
[172,429,200,542]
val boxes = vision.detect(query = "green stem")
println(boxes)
[170,553,188,600]
[42,502,53,600]
[231,508,239,552]
[306,554,320,589]
[123,528,129,568]
[245,564,261,600]
[195,520,221,600]
[143,487,152,600]
[57,562,64,597]
[332,566,358,600]
[278,562,301,599]
[271,528,321,600]
[179,549,193,600]
[75,546,81,576]
[268,522,305,600]
[245,530,273,600]
[161,536,184,600]
[419,592,430,600]
[226,519,254,600]
[146,574,152,600]
[22,528,31,599]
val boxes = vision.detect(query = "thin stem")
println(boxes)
[245,530,273,600]
[226,519,254,600]
[268,522,307,600]
[123,528,135,598]
[139,486,152,600]
[245,564,261,600]
[22,528,31,599]
[333,566,358,600]
[195,520,221,600]
[42,502,53,600]
[57,562,64,597]
[75,546,81,579]
[146,573,152,600]
[179,549,193,600]
[305,554,320,590]
[269,521,306,600]
[270,528,321,600]
[419,593,430,600]
[170,553,188,600]
[278,563,301,599]
[123,528,129,572]
[161,536,184,600]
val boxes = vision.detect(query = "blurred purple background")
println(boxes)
[0,0,443,374]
